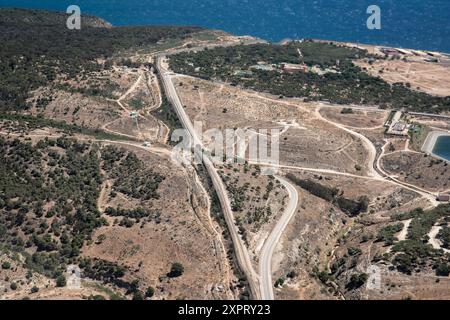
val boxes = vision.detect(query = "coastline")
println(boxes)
[422,131,450,162]
[2,3,450,54]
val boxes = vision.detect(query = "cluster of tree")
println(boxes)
[101,145,165,201]
[346,273,368,289]
[55,80,120,100]
[390,204,450,275]
[80,257,153,299]
[0,8,202,112]
[105,206,161,228]
[104,207,149,219]
[376,223,404,245]
[170,40,450,113]
[0,137,108,279]
[116,157,164,201]
[151,72,183,136]
[340,108,354,114]
[437,226,450,249]
[246,207,272,229]
[79,258,133,290]
[287,175,338,201]
[224,179,250,212]
[0,113,132,141]
[286,174,369,216]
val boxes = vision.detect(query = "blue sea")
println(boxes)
[1,0,449,53]
[433,136,450,161]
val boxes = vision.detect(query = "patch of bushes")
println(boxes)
[376,223,404,245]
[346,273,368,289]
[170,41,450,113]
[286,174,369,216]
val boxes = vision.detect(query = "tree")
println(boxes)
[168,262,184,278]
[347,273,368,289]
[274,277,285,287]
[435,264,450,277]
[30,286,39,293]
[1,261,11,269]
[145,287,155,298]
[132,290,144,300]
[10,282,18,290]
[56,275,66,287]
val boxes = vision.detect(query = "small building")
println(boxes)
[386,121,409,136]
[385,111,409,136]
[437,194,450,202]
[381,47,400,55]
[425,57,439,63]
[280,63,308,73]
[392,122,407,132]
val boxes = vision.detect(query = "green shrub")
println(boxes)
[56,275,66,287]
[168,263,184,278]
[347,273,368,289]
[435,264,450,277]
[145,287,155,298]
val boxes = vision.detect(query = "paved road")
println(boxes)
[156,55,261,299]
[259,176,299,300]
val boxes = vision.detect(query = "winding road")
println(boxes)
[259,176,299,300]
[156,55,262,299]
[155,52,440,300]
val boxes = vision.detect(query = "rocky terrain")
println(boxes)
[1,8,449,301]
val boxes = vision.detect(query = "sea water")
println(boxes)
[1,0,450,53]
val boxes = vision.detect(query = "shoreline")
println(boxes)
[421,131,450,162]
[2,6,450,55]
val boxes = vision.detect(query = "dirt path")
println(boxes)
[188,166,235,299]
[397,219,412,241]
[315,105,380,178]
[377,140,439,206]
[428,226,450,253]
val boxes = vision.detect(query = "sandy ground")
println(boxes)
[173,76,370,176]
[356,59,450,97]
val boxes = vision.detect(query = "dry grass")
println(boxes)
[320,108,388,129]
[174,77,370,175]
[382,152,450,192]
[356,59,450,97]
[82,144,233,300]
